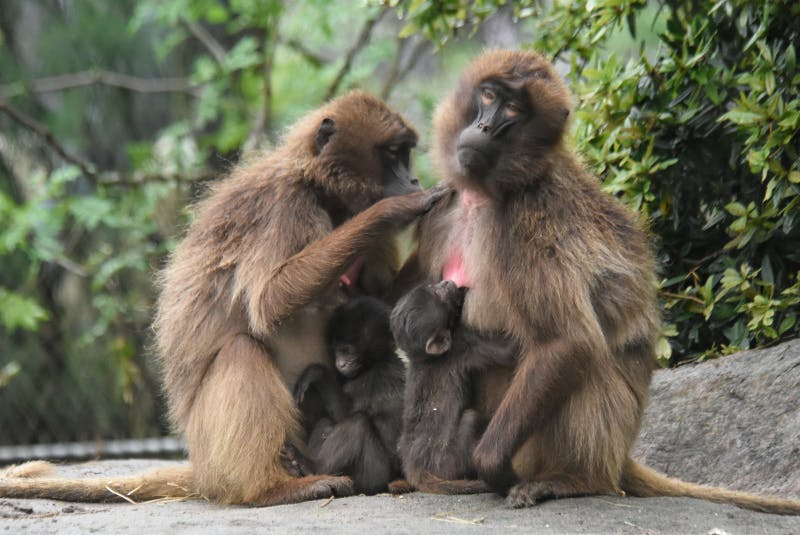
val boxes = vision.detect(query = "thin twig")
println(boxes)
[324,7,389,101]
[246,24,279,150]
[380,36,430,100]
[182,19,227,65]
[430,513,485,525]
[283,38,327,68]
[105,485,138,505]
[659,290,705,305]
[0,97,97,179]
[96,170,212,186]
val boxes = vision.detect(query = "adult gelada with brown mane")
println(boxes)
[406,49,800,514]
[0,91,443,505]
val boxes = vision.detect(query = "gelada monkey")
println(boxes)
[390,280,517,494]
[293,296,405,494]
[0,91,442,505]
[406,49,800,514]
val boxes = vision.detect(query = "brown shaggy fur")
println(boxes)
[409,49,800,515]
[0,91,438,506]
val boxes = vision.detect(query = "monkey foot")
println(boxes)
[387,479,415,494]
[506,480,582,509]
[254,475,354,506]
[280,444,315,478]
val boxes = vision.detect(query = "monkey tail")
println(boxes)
[621,458,800,515]
[412,472,490,495]
[0,461,197,504]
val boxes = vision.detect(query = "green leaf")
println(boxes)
[0,289,49,332]
[0,362,21,388]
[68,196,115,230]
[725,202,747,217]
[719,110,763,125]
[778,314,796,335]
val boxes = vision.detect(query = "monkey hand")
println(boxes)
[373,183,451,227]
[293,363,328,404]
[423,182,451,210]
[281,443,316,478]
[473,440,518,494]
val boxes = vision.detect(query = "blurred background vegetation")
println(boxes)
[0,0,797,447]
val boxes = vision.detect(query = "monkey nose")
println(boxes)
[477,122,490,133]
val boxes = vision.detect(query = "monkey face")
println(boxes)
[456,81,527,178]
[333,344,363,379]
[302,91,421,215]
[379,136,421,198]
[433,50,572,193]
[391,281,465,359]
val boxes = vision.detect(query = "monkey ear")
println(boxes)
[425,329,452,356]
[314,118,336,155]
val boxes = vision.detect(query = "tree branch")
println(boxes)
[323,7,389,101]
[245,22,280,151]
[380,36,430,101]
[181,19,227,65]
[0,97,210,186]
[283,38,327,68]
[95,170,212,186]
[0,97,97,179]
[1,70,200,99]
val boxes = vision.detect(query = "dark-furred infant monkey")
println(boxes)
[294,296,405,494]
[390,280,518,494]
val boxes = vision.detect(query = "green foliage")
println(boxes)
[0,289,48,332]
[394,0,800,363]
[1,0,798,446]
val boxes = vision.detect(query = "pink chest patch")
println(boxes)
[442,248,469,288]
[441,189,488,289]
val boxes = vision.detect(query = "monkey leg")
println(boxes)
[185,334,353,505]
[508,369,642,508]
[316,413,393,495]
[307,416,334,460]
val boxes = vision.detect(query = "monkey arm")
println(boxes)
[451,328,519,369]
[251,188,446,335]
[294,364,351,422]
[472,334,594,492]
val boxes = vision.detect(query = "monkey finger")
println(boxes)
[422,182,451,209]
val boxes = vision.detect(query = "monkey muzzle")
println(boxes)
[433,280,466,308]
[456,130,493,177]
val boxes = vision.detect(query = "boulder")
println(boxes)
[633,338,800,498]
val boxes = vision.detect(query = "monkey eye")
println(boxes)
[385,144,403,159]
[480,88,496,106]
[505,101,522,118]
